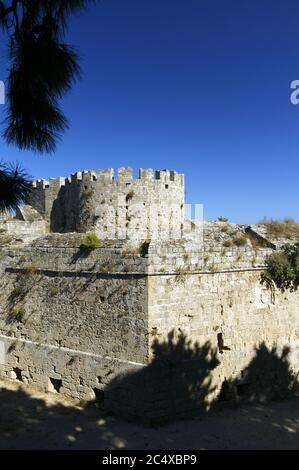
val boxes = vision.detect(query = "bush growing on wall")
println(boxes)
[82,232,102,250]
[262,243,299,291]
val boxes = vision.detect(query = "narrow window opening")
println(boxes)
[217,333,224,353]
[13,367,22,382]
[48,377,62,393]
[217,333,231,353]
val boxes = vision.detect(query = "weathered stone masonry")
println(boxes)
[27,168,185,240]
[0,167,298,424]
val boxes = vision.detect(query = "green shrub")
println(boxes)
[261,243,299,291]
[49,286,59,296]
[218,216,228,222]
[82,232,102,250]
[0,228,7,234]
[223,240,232,248]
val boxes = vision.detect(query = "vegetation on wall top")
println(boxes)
[261,243,299,291]
[82,232,102,250]
[258,218,299,239]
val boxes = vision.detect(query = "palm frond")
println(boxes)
[1,0,95,153]
[0,162,32,212]
[4,33,71,152]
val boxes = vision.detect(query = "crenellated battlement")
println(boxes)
[27,167,185,240]
[31,167,184,189]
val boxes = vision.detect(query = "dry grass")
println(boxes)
[258,218,299,239]
[8,307,26,323]
[0,235,12,245]
[233,235,247,247]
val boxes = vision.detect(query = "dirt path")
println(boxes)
[0,378,298,450]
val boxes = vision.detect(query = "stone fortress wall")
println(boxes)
[0,167,298,424]
[28,168,185,241]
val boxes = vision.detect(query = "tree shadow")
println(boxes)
[105,334,299,427]
[218,342,298,404]
[0,335,299,449]
[105,330,220,426]
[0,383,125,450]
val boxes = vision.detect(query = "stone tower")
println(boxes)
[27,167,185,240]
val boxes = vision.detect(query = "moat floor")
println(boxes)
[0,379,298,450]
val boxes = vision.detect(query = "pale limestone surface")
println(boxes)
[0,168,298,423]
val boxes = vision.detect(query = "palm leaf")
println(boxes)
[0,162,32,212]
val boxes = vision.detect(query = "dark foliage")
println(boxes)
[0,0,95,153]
[218,342,297,402]
[0,161,31,212]
[105,332,298,426]
[261,243,299,291]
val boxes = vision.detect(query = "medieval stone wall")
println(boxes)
[0,164,298,424]
[148,269,299,395]
[0,232,298,423]
[28,168,185,240]
[0,237,149,401]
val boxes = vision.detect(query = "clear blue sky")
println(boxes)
[0,0,299,223]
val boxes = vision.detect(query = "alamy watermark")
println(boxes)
[290,80,299,105]
[92,200,204,242]
[0,80,5,105]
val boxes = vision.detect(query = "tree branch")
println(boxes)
[0,5,14,20]
[0,0,21,20]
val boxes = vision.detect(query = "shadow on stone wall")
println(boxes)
[105,330,220,426]
[105,333,299,426]
[218,342,298,403]
[0,333,299,449]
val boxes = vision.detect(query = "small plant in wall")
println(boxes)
[9,307,26,323]
[82,232,102,250]
[23,265,40,276]
[126,190,134,202]
[261,243,299,292]
[0,235,12,245]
